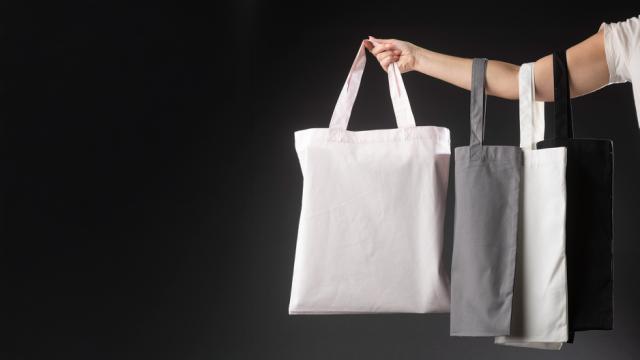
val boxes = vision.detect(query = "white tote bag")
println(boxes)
[495,63,569,349]
[288,40,451,314]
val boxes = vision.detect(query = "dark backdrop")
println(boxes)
[6,2,640,359]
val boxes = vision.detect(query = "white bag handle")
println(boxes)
[518,62,545,149]
[328,40,416,129]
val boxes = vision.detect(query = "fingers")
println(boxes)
[379,52,400,72]
[370,43,399,56]
[366,36,400,71]
[376,50,398,64]
[370,44,400,62]
[364,40,374,51]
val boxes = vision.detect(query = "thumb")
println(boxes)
[368,36,400,52]
[369,36,396,44]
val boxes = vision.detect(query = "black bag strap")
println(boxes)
[470,58,488,160]
[551,50,574,140]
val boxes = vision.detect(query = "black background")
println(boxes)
[6,2,640,359]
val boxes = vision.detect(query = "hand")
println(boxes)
[364,36,420,73]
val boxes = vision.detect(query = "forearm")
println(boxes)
[413,48,521,100]
[411,29,609,101]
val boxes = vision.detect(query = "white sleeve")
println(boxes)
[601,15,640,84]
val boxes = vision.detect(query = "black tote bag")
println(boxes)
[536,50,614,342]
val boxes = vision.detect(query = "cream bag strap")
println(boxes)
[519,62,545,149]
[328,40,417,130]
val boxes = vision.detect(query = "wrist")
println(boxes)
[412,46,431,74]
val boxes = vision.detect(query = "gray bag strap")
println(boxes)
[470,58,488,160]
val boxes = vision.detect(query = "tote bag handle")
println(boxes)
[549,50,574,140]
[328,40,416,130]
[469,58,488,160]
[518,62,545,149]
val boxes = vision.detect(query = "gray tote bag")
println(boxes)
[450,58,522,336]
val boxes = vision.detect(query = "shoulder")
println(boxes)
[603,15,640,30]
[601,15,640,51]
[601,15,640,83]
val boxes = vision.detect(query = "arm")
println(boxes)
[364,30,609,101]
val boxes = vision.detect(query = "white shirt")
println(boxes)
[602,15,640,126]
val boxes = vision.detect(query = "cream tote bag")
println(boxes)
[495,63,569,349]
[288,40,451,314]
